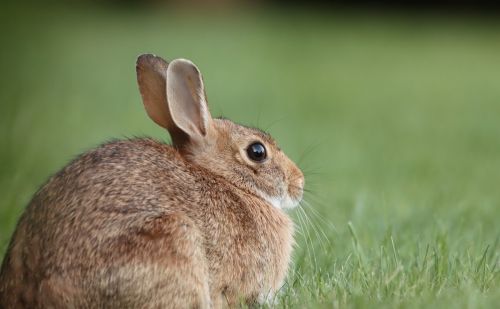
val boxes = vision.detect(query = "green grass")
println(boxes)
[1,4,499,308]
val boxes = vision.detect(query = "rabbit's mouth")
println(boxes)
[261,192,302,210]
[261,175,304,210]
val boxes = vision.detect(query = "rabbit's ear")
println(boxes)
[136,54,177,132]
[166,59,212,142]
[136,54,212,146]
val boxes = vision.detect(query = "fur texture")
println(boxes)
[0,55,304,308]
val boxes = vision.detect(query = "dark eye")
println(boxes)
[247,142,267,162]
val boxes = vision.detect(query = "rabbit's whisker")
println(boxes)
[294,206,318,273]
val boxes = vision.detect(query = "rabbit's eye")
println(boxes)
[247,142,267,162]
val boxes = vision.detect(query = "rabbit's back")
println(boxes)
[0,138,210,308]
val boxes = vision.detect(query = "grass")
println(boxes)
[1,4,499,308]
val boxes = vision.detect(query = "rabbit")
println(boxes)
[0,54,304,308]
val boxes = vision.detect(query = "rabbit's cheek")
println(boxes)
[258,184,299,210]
[263,195,283,209]
[281,194,301,210]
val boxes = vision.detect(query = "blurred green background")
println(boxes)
[1,1,499,307]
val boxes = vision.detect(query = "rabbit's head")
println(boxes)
[137,54,304,209]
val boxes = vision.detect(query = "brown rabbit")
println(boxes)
[0,54,304,308]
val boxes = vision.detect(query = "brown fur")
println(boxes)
[0,55,304,308]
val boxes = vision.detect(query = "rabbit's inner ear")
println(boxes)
[136,54,173,130]
[166,59,213,142]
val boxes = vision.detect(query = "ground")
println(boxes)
[0,5,499,308]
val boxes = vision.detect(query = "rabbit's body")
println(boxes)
[1,138,293,307]
[0,55,303,308]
